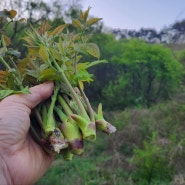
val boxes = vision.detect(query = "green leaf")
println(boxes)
[49,47,61,61]
[73,70,93,84]
[50,24,68,36]
[80,7,90,22]
[38,68,60,81]
[0,89,14,100]
[14,86,30,94]
[0,87,30,100]
[17,58,29,75]
[86,60,108,69]
[58,37,64,55]
[72,19,83,29]
[83,8,90,21]
[86,43,100,58]
[86,18,102,26]
[39,45,49,62]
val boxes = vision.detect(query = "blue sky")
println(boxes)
[82,0,185,31]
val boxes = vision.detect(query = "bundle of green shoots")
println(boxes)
[0,8,116,161]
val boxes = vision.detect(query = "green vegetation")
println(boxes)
[1,1,185,184]
[85,36,184,109]
[36,92,185,185]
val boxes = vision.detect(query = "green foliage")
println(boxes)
[102,39,183,109]
[84,33,124,105]
[131,132,174,184]
[36,148,124,185]
[36,93,185,185]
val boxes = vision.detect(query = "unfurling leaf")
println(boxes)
[38,21,51,35]
[39,45,49,62]
[86,43,100,58]
[72,19,83,29]
[38,68,60,81]
[86,18,102,26]
[49,47,61,61]
[79,7,90,22]
[86,60,108,69]
[50,24,68,36]
[58,37,64,55]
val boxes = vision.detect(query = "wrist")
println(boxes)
[0,157,13,185]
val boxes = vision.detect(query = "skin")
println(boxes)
[0,82,54,185]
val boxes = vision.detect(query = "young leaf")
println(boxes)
[49,47,61,61]
[0,89,14,99]
[38,21,51,35]
[0,87,30,100]
[79,10,84,21]
[79,7,90,22]
[50,24,68,37]
[14,86,30,94]
[38,68,60,81]
[86,60,108,69]
[58,37,64,55]
[72,19,83,29]
[86,43,100,58]
[83,8,91,22]
[39,45,49,62]
[86,18,102,26]
[77,62,89,71]
[17,58,29,75]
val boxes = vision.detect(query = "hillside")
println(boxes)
[110,19,185,44]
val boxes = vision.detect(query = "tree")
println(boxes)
[0,0,82,56]
[102,39,183,109]
[84,33,124,104]
[0,0,82,40]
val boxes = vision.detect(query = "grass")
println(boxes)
[35,89,185,185]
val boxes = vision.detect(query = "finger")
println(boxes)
[3,82,54,109]
[27,82,54,108]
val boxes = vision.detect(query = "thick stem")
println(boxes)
[55,106,84,155]
[41,85,59,135]
[57,95,73,116]
[78,86,95,122]
[61,71,89,120]
[43,85,60,135]
[0,55,11,70]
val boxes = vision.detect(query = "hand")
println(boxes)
[0,82,54,185]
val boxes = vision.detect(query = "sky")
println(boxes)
[82,0,185,31]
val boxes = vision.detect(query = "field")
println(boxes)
[36,87,185,185]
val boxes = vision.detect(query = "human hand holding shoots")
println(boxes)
[0,8,116,161]
[0,82,54,185]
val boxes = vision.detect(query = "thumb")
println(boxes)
[26,82,54,109]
